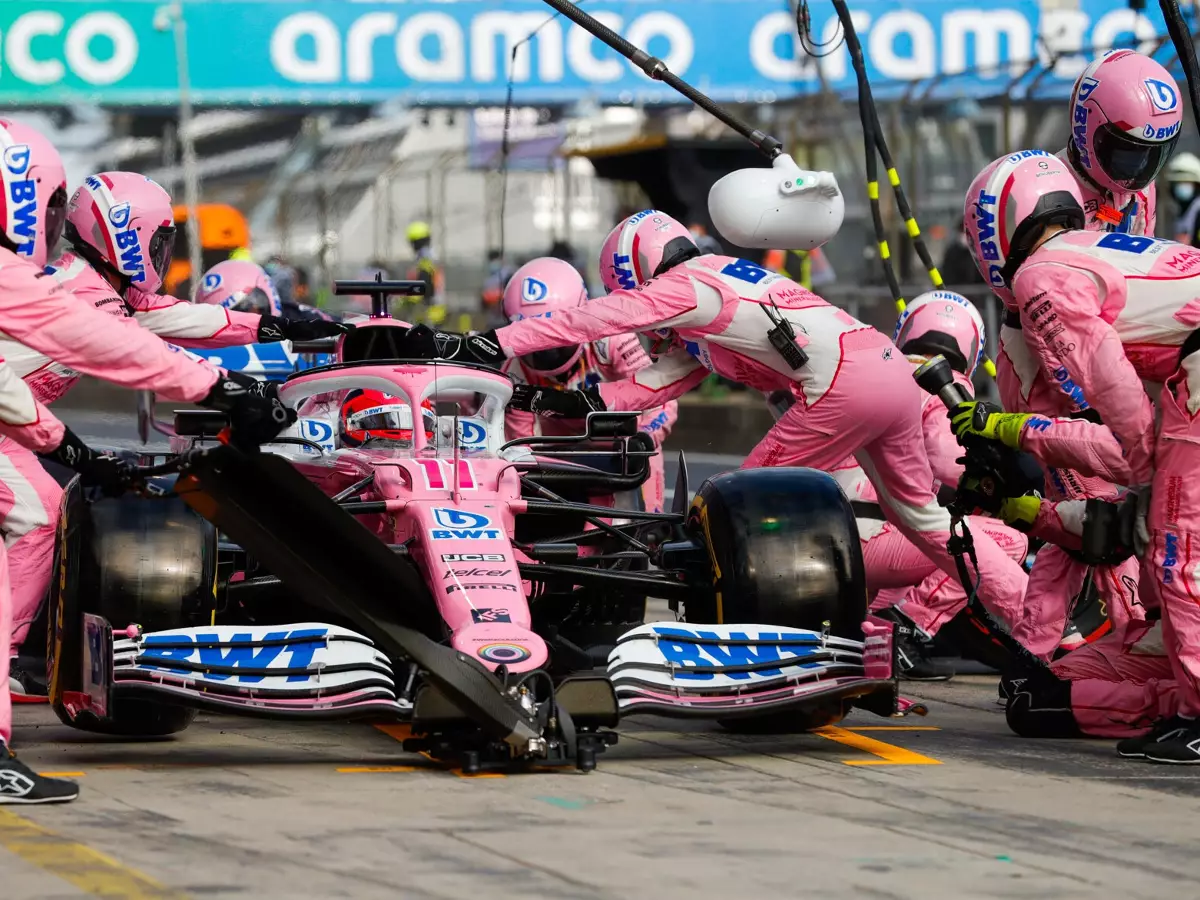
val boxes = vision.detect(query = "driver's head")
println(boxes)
[340,389,435,447]
[1068,50,1181,195]
[893,290,985,377]
[65,171,176,293]
[598,210,699,295]
[194,260,283,315]
[503,257,589,378]
[0,119,67,267]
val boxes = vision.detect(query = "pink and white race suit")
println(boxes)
[833,359,1028,635]
[0,247,221,743]
[495,255,1029,615]
[994,166,1154,661]
[1005,228,1200,718]
[503,334,677,513]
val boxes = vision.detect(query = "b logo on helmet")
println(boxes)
[1073,78,1099,168]
[3,144,37,256]
[521,276,548,303]
[203,272,223,292]
[1145,78,1179,113]
[84,176,145,283]
[108,202,131,229]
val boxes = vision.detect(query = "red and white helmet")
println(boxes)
[1069,50,1182,195]
[598,209,698,294]
[195,260,282,316]
[340,389,435,447]
[502,257,588,377]
[963,150,1084,308]
[894,290,986,377]
[65,171,175,293]
[0,119,67,266]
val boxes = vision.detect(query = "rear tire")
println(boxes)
[685,468,866,638]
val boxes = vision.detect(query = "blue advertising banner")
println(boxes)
[0,1,1181,106]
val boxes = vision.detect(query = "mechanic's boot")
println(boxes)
[0,741,79,804]
[874,607,954,681]
[1004,668,1081,738]
[1141,717,1200,764]
[1116,715,1197,760]
[9,660,47,704]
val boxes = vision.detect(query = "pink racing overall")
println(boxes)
[0,249,234,660]
[503,333,677,513]
[994,166,1154,661]
[1006,229,1200,721]
[834,360,1028,635]
[495,255,1029,616]
[0,247,220,743]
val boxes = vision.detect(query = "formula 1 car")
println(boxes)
[44,286,899,773]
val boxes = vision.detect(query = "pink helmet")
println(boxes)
[963,150,1084,308]
[894,290,986,377]
[502,257,589,376]
[598,209,698,294]
[195,260,282,316]
[65,171,175,293]
[0,119,67,266]
[1069,50,1182,194]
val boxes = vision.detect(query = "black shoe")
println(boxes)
[1004,668,1081,738]
[1116,715,1196,760]
[1143,718,1200,764]
[0,741,79,804]
[875,607,955,682]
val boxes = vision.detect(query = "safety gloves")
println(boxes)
[948,401,1042,451]
[509,384,606,418]
[256,315,353,343]
[39,428,135,497]
[998,495,1043,533]
[201,370,296,449]
[398,324,507,369]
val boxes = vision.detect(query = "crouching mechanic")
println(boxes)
[837,291,1029,679]
[398,210,1029,621]
[500,257,676,512]
[0,120,294,802]
[953,149,1200,760]
[1,174,348,687]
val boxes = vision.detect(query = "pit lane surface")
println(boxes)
[9,671,1200,900]
[17,415,1190,897]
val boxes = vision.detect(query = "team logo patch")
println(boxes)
[1145,78,1179,113]
[521,276,548,303]
[3,144,30,175]
[476,643,531,664]
[108,202,132,229]
[203,272,223,292]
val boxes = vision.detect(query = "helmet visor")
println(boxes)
[1094,124,1178,192]
[523,345,580,375]
[44,186,67,253]
[348,404,414,435]
[229,287,274,315]
[148,225,176,282]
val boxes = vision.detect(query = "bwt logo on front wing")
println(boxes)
[430,507,501,540]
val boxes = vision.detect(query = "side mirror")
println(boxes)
[174,410,231,437]
[290,338,339,355]
[585,411,638,439]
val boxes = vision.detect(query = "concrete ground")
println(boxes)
[6,673,1200,900]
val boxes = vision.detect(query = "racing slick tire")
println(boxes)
[48,477,214,736]
[685,467,866,637]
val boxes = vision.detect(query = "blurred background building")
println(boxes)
[7,0,1198,344]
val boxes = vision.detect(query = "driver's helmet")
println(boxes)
[1068,50,1182,195]
[502,257,588,377]
[340,389,435,447]
[893,290,986,377]
[65,171,175,293]
[0,118,67,267]
[598,210,699,294]
[194,260,283,316]
[964,151,1084,309]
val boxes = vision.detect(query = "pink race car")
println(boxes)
[43,281,902,773]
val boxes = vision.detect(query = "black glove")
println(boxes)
[257,315,353,343]
[40,427,134,496]
[201,370,296,450]
[400,324,506,369]
[509,384,606,418]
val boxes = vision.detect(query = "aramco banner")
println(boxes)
[0,0,1181,105]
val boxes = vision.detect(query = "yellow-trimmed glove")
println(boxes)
[948,401,1034,450]
[998,495,1042,533]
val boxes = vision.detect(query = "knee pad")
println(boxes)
[1004,670,1082,739]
